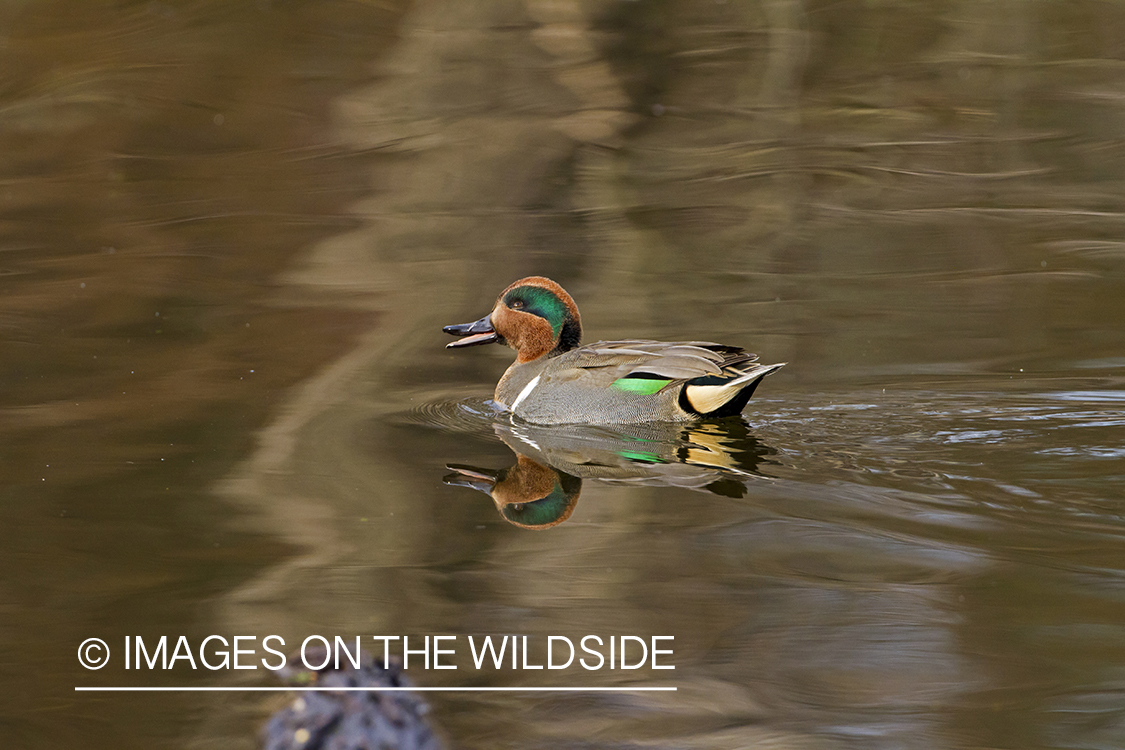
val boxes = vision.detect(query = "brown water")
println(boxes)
[4,1,1124,749]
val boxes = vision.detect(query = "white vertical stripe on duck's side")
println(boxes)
[509,374,542,411]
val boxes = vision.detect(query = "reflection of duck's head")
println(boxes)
[444,455,581,530]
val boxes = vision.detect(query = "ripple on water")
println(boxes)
[751,387,1125,528]
[1038,446,1125,459]
[392,395,503,435]
[1041,390,1125,403]
[394,387,1123,527]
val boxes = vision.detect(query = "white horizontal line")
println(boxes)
[75,686,676,692]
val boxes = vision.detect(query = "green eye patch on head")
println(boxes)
[504,285,569,337]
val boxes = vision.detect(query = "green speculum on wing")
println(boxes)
[610,376,671,395]
[617,449,664,464]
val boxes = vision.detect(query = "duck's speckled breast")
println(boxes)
[494,358,550,408]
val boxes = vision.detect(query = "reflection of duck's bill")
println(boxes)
[443,315,499,348]
[443,464,499,494]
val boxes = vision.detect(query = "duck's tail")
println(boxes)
[680,362,786,417]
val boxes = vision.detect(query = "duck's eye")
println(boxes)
[511,299,525,310]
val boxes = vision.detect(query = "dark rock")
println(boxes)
[261,647,444,750]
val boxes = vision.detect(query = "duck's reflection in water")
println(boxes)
[445,418,776,529]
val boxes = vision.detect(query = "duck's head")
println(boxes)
[444,456,581,530]
[444,276,582,362]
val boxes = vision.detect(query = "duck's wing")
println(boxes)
[551,340,760,387]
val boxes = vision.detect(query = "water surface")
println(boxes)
[3,1,1124,749]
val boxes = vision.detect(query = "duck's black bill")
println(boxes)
[443,315,498,348]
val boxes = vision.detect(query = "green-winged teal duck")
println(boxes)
[443,276,785,425]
